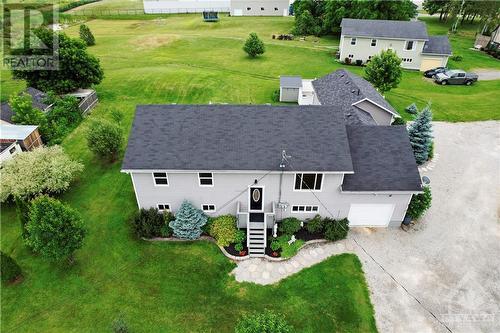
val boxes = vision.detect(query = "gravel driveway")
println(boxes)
[234,121,500,332]
[474,69,500,81]
[352,121,500,333]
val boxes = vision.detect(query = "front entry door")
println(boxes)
[249,187,263,212]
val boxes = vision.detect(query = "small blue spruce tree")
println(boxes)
[169,201,207,240]
[408,104,433,165]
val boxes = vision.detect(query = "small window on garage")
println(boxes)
[274,7,278,11]
[261,7,264,10]
[371,39,377,46]
[246,7,251,10]
[153,172,168,186]
[157,204,170,212]
[350,38,356,45]
[291,205,319,213]
[348,54,354,58]
[202,204,216,212]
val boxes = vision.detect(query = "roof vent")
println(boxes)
[345,81,349,85]
[340,73,345,78]
[357,89,360,95]
[351,89,356,93]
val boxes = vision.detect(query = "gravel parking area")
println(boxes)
[234,121,500,333]
[351,121,500,333]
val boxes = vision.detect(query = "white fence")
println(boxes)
[143,0,230,14]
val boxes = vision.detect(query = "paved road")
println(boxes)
[474,69,500,81]
[234,121,500,333]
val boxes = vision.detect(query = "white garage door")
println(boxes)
[233,8,242,16]
[348,204,395,227]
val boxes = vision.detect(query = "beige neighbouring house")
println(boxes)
[339,18,452,71]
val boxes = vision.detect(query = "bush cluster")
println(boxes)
[79,24,96,46]
[407,186,432,219]
[278,217,301,235]
[1,251,23,284]
[305,214,324,234]
[209,215,238,247]
[58,0,100,12]
[86,119,123,161]
[323,218,349,242]
[269,235,304,258]
[235,310,294,333]
[132,208,173,238]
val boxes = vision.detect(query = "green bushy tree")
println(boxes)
[1,251,23,284]
[86,119,123,161]
[25,196,86,262]
[323,218,349,241]
[169,201,207,240]
[293,9,321,36]
[305,214,324,234]
[243,33,265,58]
[132,208,173,238]
[10,93,48,129]
[364,49,402,93]
[0,146,83,202]
[279,217,301,235]
[12,28,103,94]
[407,186,432,219]
[79,24,95,46]
[209,215,238,246]
[235,310,294,333]
[408,104,433,165]
[45,96,82,145]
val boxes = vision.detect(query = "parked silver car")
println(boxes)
[433,69,478,85]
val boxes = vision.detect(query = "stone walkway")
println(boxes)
[233,240,355,285]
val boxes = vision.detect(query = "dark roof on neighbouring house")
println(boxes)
[25,87,51,111]
[340,18,428,40]
[312,69,398,123]
[343,125,422,192]
[280,76,302,88]
[422,35,452,55]
[1,102,14,123]
[0,141,16,153]
[122,105,354,172]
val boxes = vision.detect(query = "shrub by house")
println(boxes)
[169,201,207,240]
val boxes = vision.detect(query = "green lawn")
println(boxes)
[1,13,499,332]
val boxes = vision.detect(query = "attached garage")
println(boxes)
[420,56,446,71]
[348,204,395,227]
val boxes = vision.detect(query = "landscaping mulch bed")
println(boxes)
[265,246,281,258]
[294,228,324,242]
[224,243,248,257]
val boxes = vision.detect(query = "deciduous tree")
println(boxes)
[86,119,123,161]
[364,49,402,93]
[0,146,83,202]
[25,196,86,262]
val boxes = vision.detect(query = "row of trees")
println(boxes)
[293,0,418,36]
[423,0,500,30]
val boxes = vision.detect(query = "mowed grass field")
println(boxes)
[1,16,377,332]
[0,13,498,332]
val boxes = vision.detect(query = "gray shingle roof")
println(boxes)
[122,105,354,172]
[343,125,422,192]
[280,76,302,88]
[1,102,13,123]
[25,87,50,111]
[312,69,398,123]
[422,35,452,55]
[341,18,428,40]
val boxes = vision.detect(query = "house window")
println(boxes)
[246,7,251,10]
[348,54,354,58]
[153,172,168,186]
[198,172,213,186]
[405,40,414,50]
[202,204,216,212]
[294,173,323,191]
[261,7,264,10]
[9,146,16,154]
[371,39,377,46]
[291,205,319,213]
[157,204,170,212]
[350,38,356,45]
[274,7,278,11]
